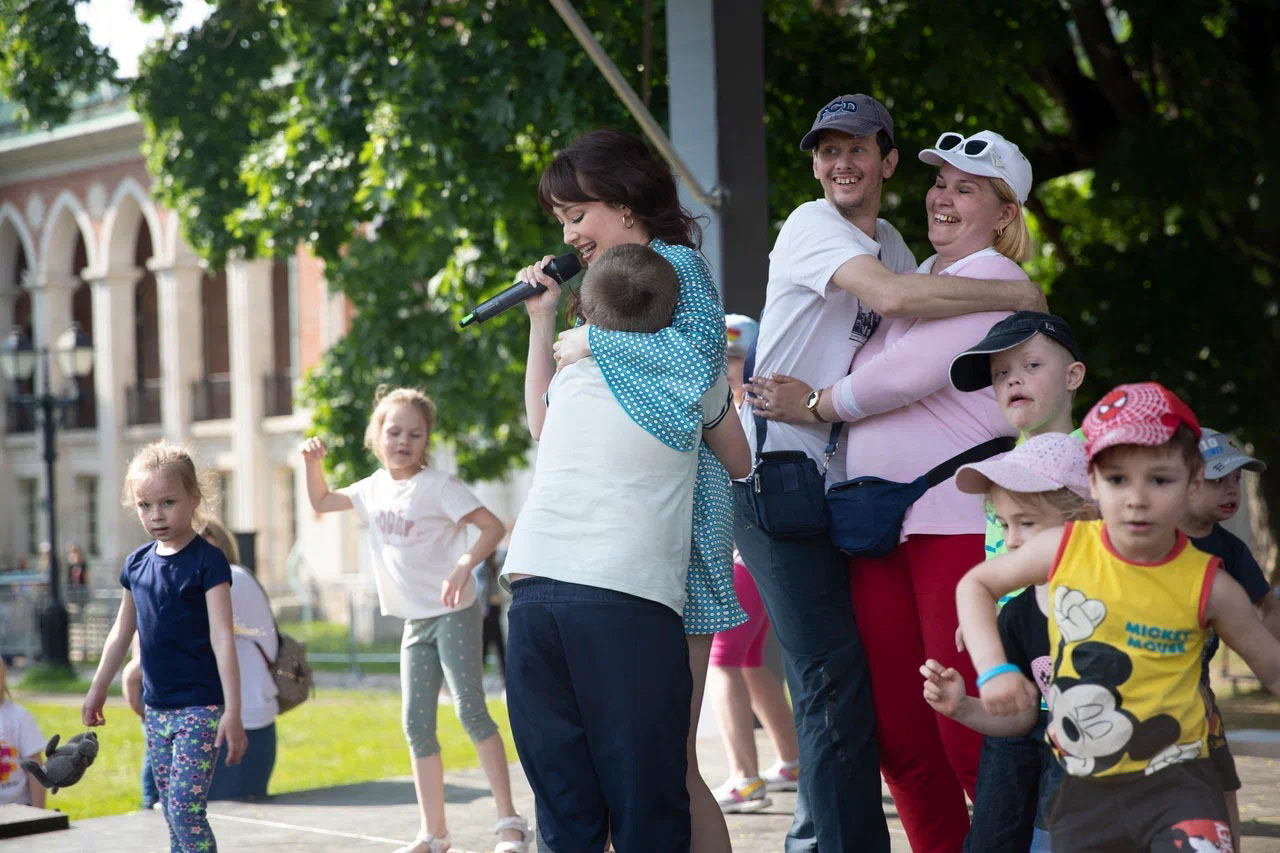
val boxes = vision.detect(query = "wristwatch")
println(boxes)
[806,388,827,422]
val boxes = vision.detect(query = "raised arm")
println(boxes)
[518,254,563,440]
[832,255,1046,319]
[300,438,354,513]
[956,527,1059,716]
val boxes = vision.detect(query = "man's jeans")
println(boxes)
[732,483,888,853]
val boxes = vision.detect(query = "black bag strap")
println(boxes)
[752,413,843,472]
[923,436,1017,489]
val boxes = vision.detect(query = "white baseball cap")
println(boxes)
[919,130,1033,205]
[1199,428,1266,480]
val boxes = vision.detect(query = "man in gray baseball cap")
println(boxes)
[731,93,1048,852]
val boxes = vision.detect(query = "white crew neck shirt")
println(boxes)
[502,358,730,615]
[345,467,484,619]
[741,199,916,483]
[0,700,45,805]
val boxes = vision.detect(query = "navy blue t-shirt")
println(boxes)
[121,535,232,709]
[1191,523,1268,682]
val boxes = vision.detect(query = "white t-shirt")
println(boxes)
[740,199,916,481]
[229,565,279,730]
[502,360,731,615]
[0,700,45,805]
[345,468,484,619]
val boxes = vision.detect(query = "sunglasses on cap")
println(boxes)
[934,131,993,158]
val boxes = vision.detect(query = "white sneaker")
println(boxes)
[762,760,800,792]
[713,776,772,813]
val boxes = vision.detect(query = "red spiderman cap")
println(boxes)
[1082,382,1201,463]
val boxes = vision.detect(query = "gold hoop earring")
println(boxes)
[996,226,1006,238]
[622,213,634,229]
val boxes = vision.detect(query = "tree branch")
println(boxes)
[1068,0,1150,122]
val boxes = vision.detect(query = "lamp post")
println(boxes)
[1,323,95,671]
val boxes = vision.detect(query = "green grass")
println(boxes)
[16,689,513,821]
[278,620,402,674]
[13,664,118,696]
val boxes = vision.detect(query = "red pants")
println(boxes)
[849,534,985,853]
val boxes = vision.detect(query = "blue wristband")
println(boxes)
[976,663,1022,688]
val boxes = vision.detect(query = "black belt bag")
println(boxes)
[749,415,844,539]
[825,436,1015,557]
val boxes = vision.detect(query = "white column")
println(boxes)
[151,261,204,442]
[87,267,141,576]
[227,258,273,550]
[0,288,13,555]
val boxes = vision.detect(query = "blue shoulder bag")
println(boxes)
[825,435,1015,557]
[749,414,844,538]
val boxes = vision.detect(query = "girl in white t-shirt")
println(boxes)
[0,657,46,808]
[301,387,526,853]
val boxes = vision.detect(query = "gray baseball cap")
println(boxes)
[800,94,895,151]
[1198,428,1266,479]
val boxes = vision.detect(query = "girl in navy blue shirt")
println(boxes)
[84,442,246,852]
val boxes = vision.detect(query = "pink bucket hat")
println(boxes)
[955,432,1091,500]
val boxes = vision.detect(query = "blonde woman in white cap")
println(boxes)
[752,128,1037,852]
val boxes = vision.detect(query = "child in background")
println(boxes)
[0,657,45,808]
[503,243,750,852]
[922,433,1096,852]
[949,310,1086,852]
[301,387,525,853]
[709,313,801,814]
[83,442,246,853]
[957,382,1280,852]
[1182,429,1275,849]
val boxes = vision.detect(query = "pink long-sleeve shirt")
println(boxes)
[831,247,1023,539]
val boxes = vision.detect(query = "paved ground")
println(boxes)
[16,729,1280,852]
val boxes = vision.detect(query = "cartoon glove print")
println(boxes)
[1054,587,1107,642]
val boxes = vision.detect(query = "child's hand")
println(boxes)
[919,659,967,718]
[82,685,108,727]
[216,711,248,766]
[554,325,591,369]
[441,565,474,609]
[978,670,1039,717]
[299,437,328,462]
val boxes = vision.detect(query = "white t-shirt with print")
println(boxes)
[0,700,45,805]
[741,199,916,482]
[345,468,484,619]
[502,360,731,616]
[229,564,279,730]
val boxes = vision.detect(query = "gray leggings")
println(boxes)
[401,601,499,758]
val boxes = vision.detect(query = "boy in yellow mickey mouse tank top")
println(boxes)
[956,382,1280,852]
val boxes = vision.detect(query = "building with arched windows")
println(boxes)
[0,93,530,636]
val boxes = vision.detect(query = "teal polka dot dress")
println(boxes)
[588,239,747,634]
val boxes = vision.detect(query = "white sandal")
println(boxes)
[393,830,452,853]
[493,814,530,853]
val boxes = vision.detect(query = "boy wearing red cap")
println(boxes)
[955,382,1280,852]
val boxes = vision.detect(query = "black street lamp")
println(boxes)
[1,323,95,671]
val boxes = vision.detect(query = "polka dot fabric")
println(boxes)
[588,239,745,634]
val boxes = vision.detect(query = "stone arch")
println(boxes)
[38,190,97,278]
[0,202,38,291]
[100,177,163,274]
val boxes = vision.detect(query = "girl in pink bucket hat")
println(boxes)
[923,432,1096,853]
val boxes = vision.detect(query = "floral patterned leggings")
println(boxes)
[144,704,223,853]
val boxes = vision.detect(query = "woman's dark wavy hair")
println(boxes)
[537,129,703,250]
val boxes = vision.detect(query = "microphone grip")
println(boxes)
[466,281,548,326]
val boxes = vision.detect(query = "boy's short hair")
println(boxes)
[579,244,680,333]
[1091,423,1203,474]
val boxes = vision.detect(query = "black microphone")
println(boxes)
[459,253,582,327]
